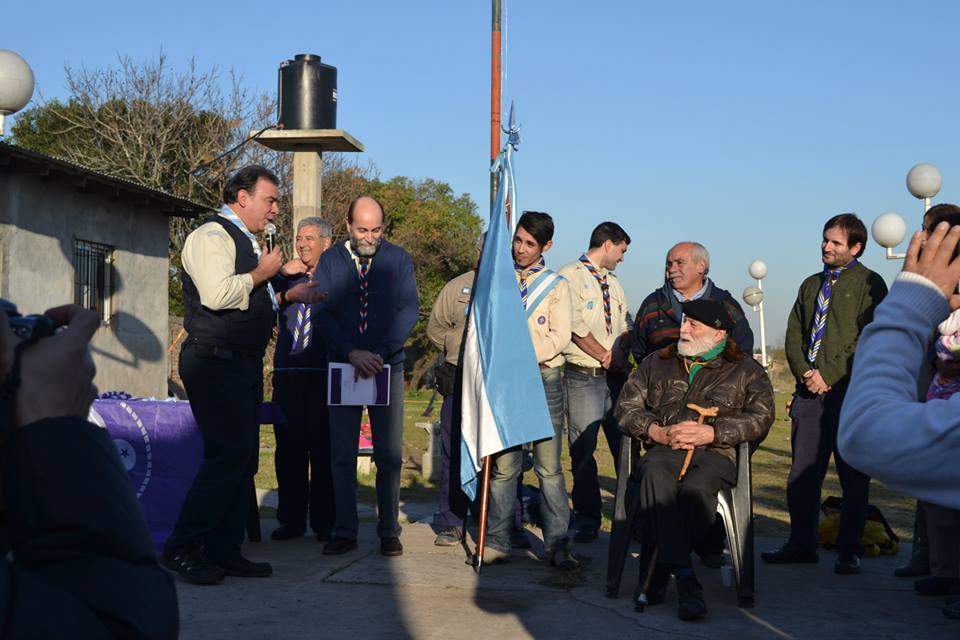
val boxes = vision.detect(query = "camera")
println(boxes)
[0,299,56,342]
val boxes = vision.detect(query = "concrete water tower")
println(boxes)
[0,50,35,137]
[253,54,364,243]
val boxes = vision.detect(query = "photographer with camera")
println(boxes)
[0,302,178,638]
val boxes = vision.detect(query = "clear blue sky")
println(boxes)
[7,0,960,347]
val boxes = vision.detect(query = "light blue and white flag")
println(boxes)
[459,108,554,499]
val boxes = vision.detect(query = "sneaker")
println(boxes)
[510,527,532,549]
[675,573,707,621]
[322,536,358,555]
[270,525,305,541]
[380,537,404,556]
[894,555,930,577]
[160,545,225,585]
[480,546,510,565]
[213,555,272,578]
[549,540,580,571]
[761,544,819,564]
[434,527,463,547]
[834,550,862,575]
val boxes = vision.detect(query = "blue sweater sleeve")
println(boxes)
[312,252,357,361]
[838,275,960,510]
[373,249,420,362]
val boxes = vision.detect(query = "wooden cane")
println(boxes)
[678,403,720,481]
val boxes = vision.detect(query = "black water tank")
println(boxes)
[277,54,337,130]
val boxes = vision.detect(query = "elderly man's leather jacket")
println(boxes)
[615,345,775,465]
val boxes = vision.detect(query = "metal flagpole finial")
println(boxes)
[503,100,521,147]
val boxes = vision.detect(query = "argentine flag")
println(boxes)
[459,121,554,499]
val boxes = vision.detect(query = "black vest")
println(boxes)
[182,216,275,356]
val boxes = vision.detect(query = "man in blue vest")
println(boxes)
[162,166,323,585]
[270,217,335,542]
[314,196,419,557]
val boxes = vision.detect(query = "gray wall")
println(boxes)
[0,173,171,398]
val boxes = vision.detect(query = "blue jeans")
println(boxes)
[327,366,405,541]
[564,368,622,530]
[487,366,570,551]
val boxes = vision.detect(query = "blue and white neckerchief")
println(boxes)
[220,206,278,312]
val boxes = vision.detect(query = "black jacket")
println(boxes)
[615,344,775,466]
[0,418,178,639]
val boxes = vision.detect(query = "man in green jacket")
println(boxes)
[762,213,887,575]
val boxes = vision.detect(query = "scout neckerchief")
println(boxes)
[681,338,726,384]
[579,253,612,335]
[806,259,857,365]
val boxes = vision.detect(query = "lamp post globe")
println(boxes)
[906,163,942,200]
[0,50,34,115]
[743,285,764,307]
[748,260,768,280]
[872,212,907,249]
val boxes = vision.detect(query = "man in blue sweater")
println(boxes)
[313,196,419,557]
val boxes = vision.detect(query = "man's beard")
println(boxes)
[351,237,381,257]
[678,334,721,357]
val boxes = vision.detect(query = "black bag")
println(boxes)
[434,361,457,397]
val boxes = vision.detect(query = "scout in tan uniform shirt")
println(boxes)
[483,211,577,570]
[558,221,632,542]
[426,269,475,545]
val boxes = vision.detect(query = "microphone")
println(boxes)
[264,223,276,253]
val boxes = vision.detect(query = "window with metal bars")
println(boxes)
[73,239,114,325]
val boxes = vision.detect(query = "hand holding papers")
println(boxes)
[328,362,392,406]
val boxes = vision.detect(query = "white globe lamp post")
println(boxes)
[0,50,35,137]
[872,211,908,261]
[744,260,769,369]
[906,163,942,215]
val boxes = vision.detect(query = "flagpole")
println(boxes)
[475,0,503,574]
[489,0,502,213]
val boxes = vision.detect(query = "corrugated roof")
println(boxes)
[0,140,214,217]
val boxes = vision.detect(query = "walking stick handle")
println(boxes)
[678,404,719,481]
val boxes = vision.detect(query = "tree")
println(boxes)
[10,55,289,315]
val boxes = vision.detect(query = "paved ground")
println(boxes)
[175,504,957,640]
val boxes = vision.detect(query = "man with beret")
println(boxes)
[763,213,887,575]
[615,299,775,621]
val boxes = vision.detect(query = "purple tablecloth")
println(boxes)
[90,399,203,550]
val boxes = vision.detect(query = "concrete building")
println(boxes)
[0,141,210,397]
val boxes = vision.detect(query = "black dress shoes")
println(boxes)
[270,525,306,541]
[322,536,358,555]
[214,555,273,578]
[675,573,707,621]
[761,545,819,564]
[160,545,225,585]
[915,576,959,596]
[834,550,862,575]
[573,528,599,544]
[893,557,930,577]
[380,537,404,556]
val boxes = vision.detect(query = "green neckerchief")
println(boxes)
[681,338,727,384]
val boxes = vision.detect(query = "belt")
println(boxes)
[565,363,605,377]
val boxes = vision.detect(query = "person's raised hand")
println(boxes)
[0,305,99,428]
[280,258,308,277]
[904,222,960,310]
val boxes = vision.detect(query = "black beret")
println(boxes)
[681,299,735,332]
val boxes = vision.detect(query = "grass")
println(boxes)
[254,388,917,542]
